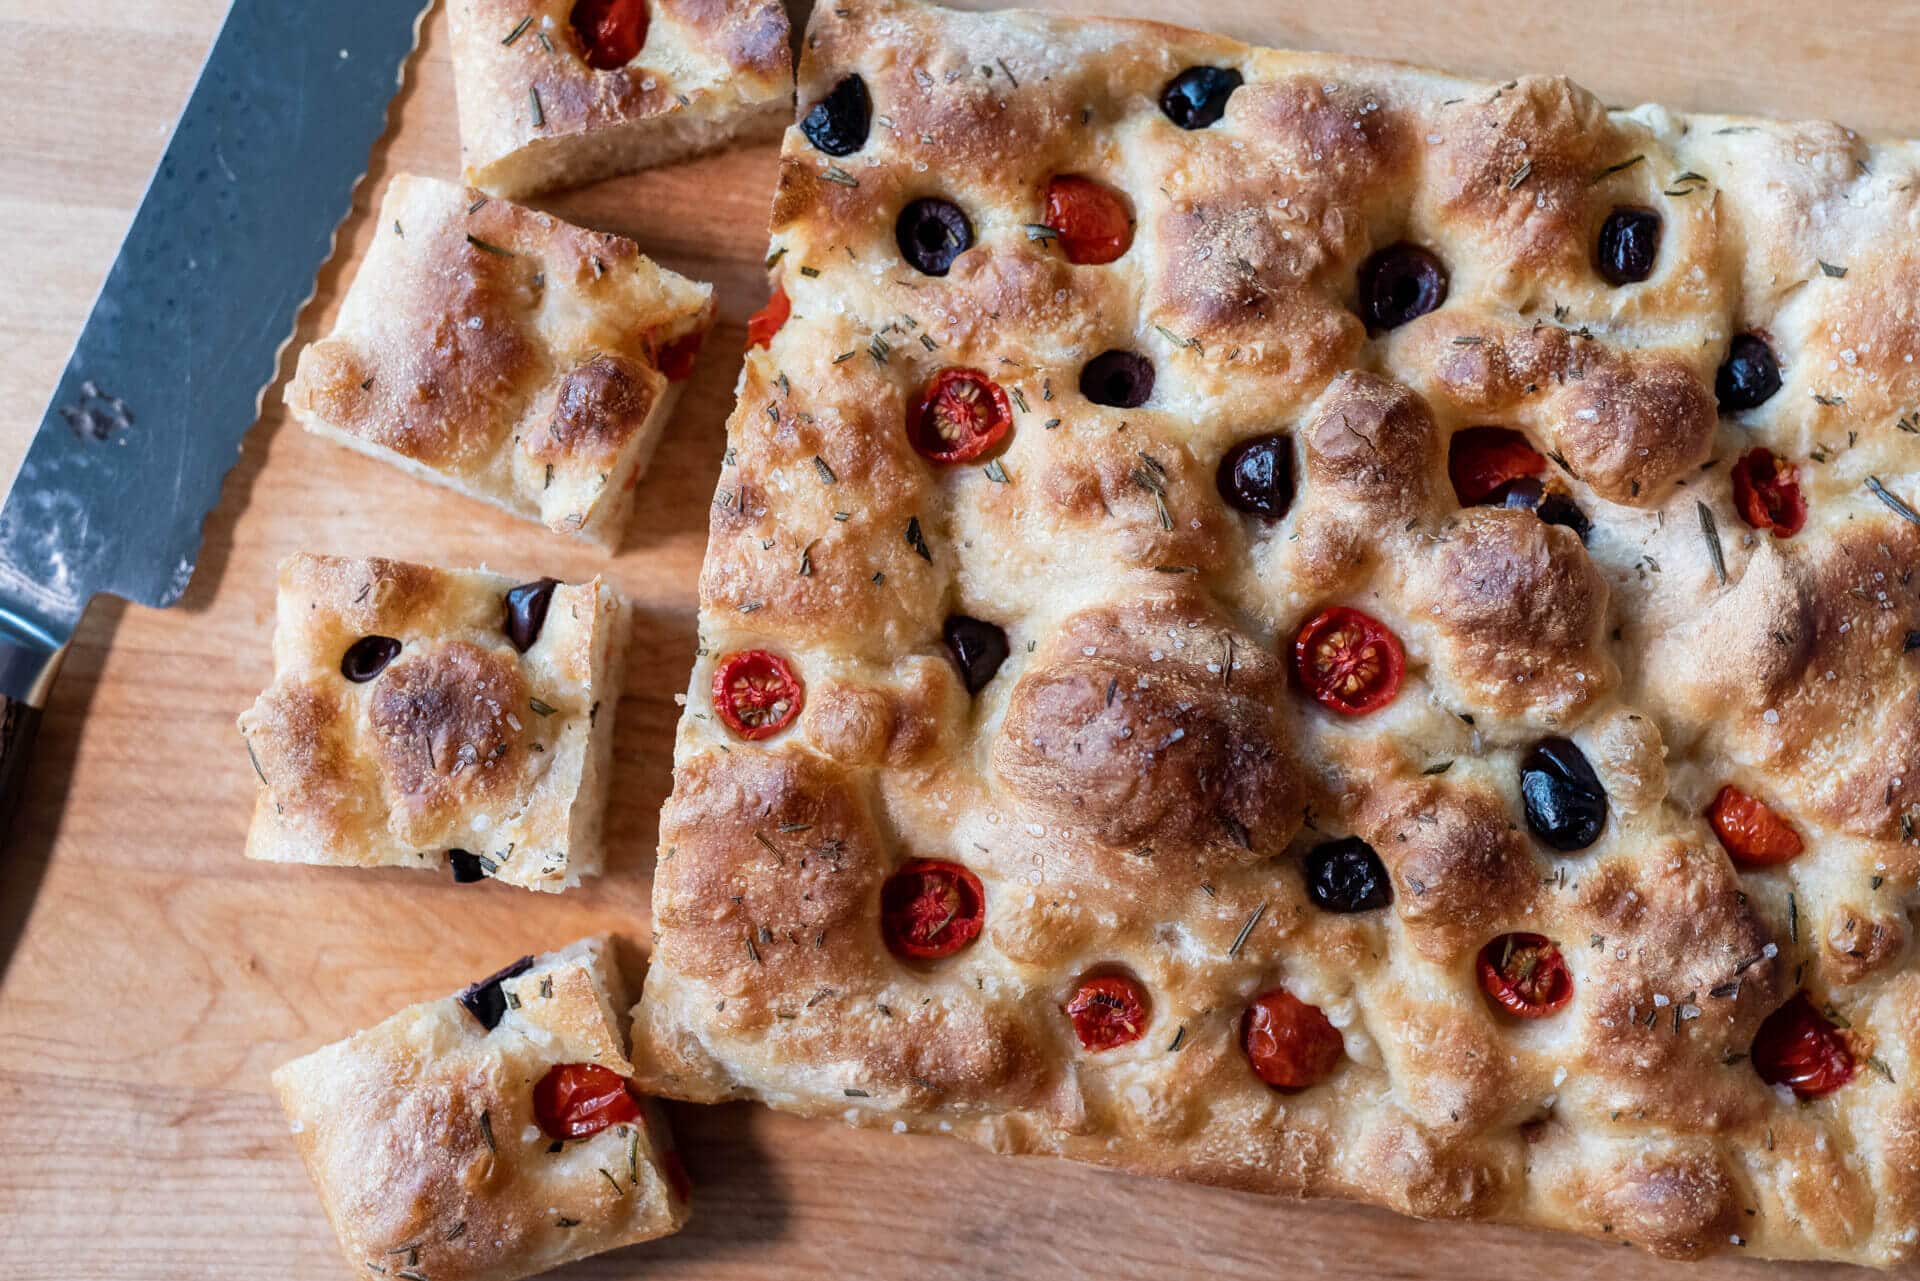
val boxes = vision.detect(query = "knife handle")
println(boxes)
[0,696,42,844]
[0,633,63,849]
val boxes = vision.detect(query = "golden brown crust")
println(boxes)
[634,0,1920,1267]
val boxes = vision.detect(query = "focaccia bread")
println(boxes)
[287,175,714,547]
[238,553,627,893]
[631,0,1920,1267]
[449,0,791,198]
[274,936,691,1281]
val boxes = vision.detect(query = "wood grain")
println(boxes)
[2,1,1917,1277]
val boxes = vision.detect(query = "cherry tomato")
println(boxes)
[1753,994,1857,1099]
[1477,932,1573,1018]
[711,650,802,740]
[1708,785,1804,867]
[1042,175,1133,265]
[1241,989,1343,1090]
[1731,447,1805,538]
[1065,974,1149,1051]
[533,1062,643,1140]
[746,285,790,349]
[1293,606,1405,716]
[657,330,702,382]
[1448,426,1546,505]
[908,368,1013,464]
[571,0,648,70]
[880,859,985,959]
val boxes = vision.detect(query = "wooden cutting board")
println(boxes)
[3,2,1917,1277]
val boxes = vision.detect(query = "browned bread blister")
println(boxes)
[633,0,1920,1265]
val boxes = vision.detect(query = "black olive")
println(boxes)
[1304,837,1392,913]
[1487,477,1592,543]
[448,849,487,883]
[944,615,1009,694]
[1079,350,1154,408]
[1159,66,1243,130]
[504,578,561,654]
[341,635,401,683]
[1596,208,1661,285]
[800,74,871,157]
[1216,434,1295,519]
[1715,333,1782,412]
[457,955,534,1030]
[895,197,973,276]
[1357,243,1448,331]
[1535,491,1593,542]
[1520,736,1607,851]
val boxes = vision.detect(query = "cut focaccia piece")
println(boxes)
[287,175,714,547]
[274,936,691,1281]
[449,0,792,198]
[237,553,627,893]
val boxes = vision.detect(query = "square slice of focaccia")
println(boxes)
[274,936,690,1281]
[448,0,791,199]
[287,175,714,547]
[631,0,1920,1267]
[238,553,627,892]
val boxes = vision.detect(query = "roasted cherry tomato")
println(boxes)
[1448,426,1546,505]
[1731,447,1806,538]
[1753,994,1857,1099]
[1293,606,1405,716]
[908,367,1013,464]
[1065,974,1149,1052]
[1708,785,1805,867]
[711,650,802,740]
[656,330,702,382]
[746,285,790,349]
[1241,989,1343,1090]
[880,859,985,959]
[533,1062,643,1140]
[1477,932,1573,1018]
[570,0,648,70]
[1041,175,1133,265]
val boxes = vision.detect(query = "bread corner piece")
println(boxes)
[286,175,714,548]
[273,936,690,1281]
[237,552,628,892]
[448,0,792,198]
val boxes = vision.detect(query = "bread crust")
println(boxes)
[634,0,1920,1266]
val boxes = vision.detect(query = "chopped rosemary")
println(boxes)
[501,15,532,45]
[1588,154,1644,184]
[529,85,544,128]
[1227,902,1268,958]
[529,697,556,717]
[821,165,859,187]
[1818,260,1849,278]
[478,1109,496,1152]
[812,454,837,484]
[1024,223,1060,242]
[1867,475,1920,526]
[465,234,514,257]
[983,458,1010,484]
[1696,500,1727,584]
[905,515,931,561]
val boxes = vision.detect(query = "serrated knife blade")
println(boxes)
[0,0,432,829]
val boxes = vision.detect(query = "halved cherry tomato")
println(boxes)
[1708,785,1804,867]
[657,330,702,382]
[1241,989,1343,1090]
[1065,974,1149,1052]
[571,0,648,69]
[1293,606,1405,716]
[1731,447,1805,538]
[1042,175,1133,265]
[1477,932,1573,1018]
[533,1062,643,1140]
[1448,426,1546,505]
[746,285,790,349]
[711,650,802,740]
[1753,993,1857,1099]
[908,368,1013,464]
[880,859,985,959]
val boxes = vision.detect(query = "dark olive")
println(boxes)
[1358,243,1448,332]
[1079,350,1154,408]
[944,615,1009,694]
[457,955,534,1030]
[448,849,487,883]
[895,197,973,276]
[1488,477,1592,543]
[1534,491,1593,543]
[801,74,871,157]
[341,635,402,683]
[1159,66,1243,130]
[504,578,561,654]
[1304,837,1392,913]
[1216,434,1295,519]
[1520,736,1608,851]
[1716,333,1782,412]
[1597,208,1661,285]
